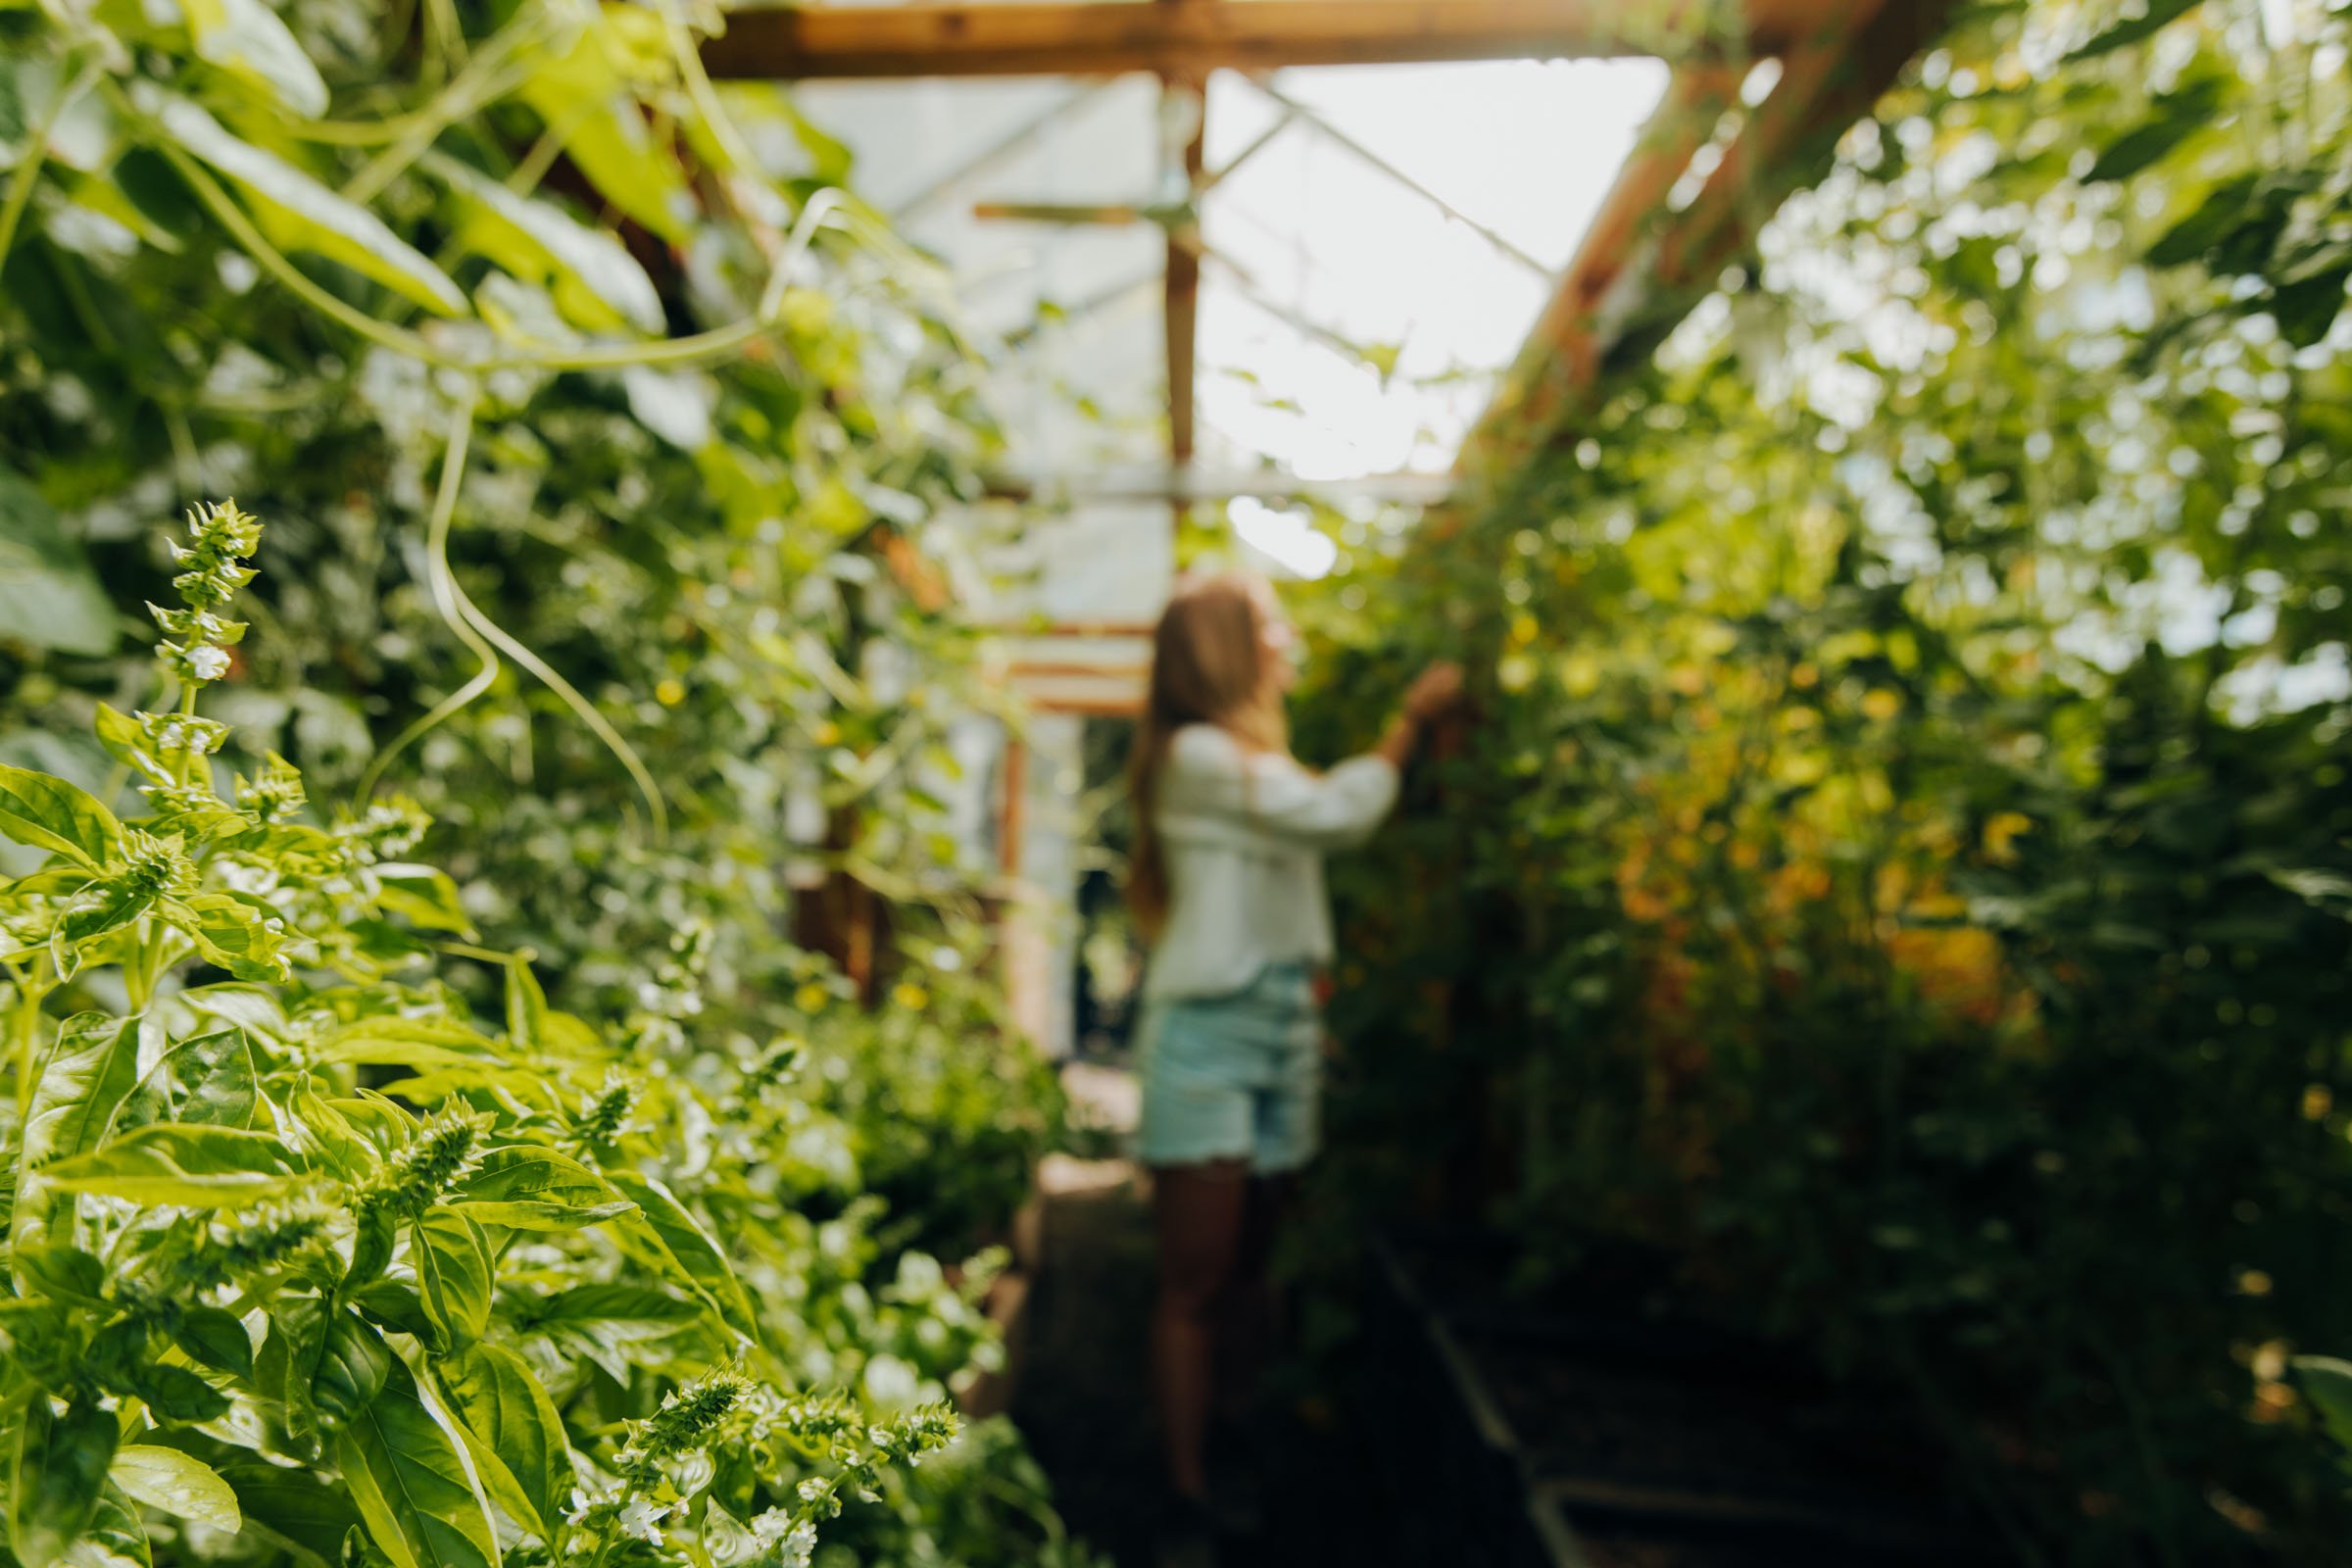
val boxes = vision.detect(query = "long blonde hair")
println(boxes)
[1126,571,1289,940]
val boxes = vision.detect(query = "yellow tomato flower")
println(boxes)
[1983,810,2032,863]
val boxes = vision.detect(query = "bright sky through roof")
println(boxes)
[1198,58,1672,479]
[1231,496,1342,580]
[784,55,1671,483]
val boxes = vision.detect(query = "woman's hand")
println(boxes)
[1374,662,1467,767]
[1402,662,1465,721]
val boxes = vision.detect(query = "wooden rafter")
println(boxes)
[1164,81,1205,481]
[1459,0,1950,475]
[980,466,1456,505]
[1462,68,1740,466]
[703,0,1753,81]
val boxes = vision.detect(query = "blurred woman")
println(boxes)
[1126,570,1460,1534]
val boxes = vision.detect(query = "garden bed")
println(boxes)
[1365,1225,1985,1567]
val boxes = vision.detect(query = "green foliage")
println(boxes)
[1297,0,2352,1561]
[1,2,1082,1565]
[1,510,960,1568]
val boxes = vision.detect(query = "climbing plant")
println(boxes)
[3,2,1082,1566]
[0,503,959,1568]
[1297,0,2352,1561]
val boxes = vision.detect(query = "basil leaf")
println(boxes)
[7,1397,118,1568]
[39,1123,299,1207]
[449,1147,633,1230]
[0,762,123,870]
[436,1343,575,1541]
[607,1172,759,1342]
[412,1210,493,1349]
[334,1359,499,1568]
[108,1446,241,1533]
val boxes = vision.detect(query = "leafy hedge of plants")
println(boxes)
[3,2,1083,1567]
[1296,0,2352,1561]
[3,502,965,1568]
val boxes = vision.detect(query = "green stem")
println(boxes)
[0,59,104,269]
[657,0,766,181]
[176,676,202,789]
[157,137,462,369]
[124,928,154,1012]
[355,386,491,804]
[340,41,549,205]
[160,120,854,374]
[11,970,51,1111]
[432,940,520,966]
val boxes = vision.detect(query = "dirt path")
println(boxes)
[1014,1068,1409,1568]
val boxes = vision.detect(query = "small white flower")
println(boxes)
[616,1497,670,1544]
[748,1509,795,1548]
[188,646,231,680]
[782,1520,818,1567]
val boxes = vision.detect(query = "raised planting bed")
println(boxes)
[1366,1224,1991,1567]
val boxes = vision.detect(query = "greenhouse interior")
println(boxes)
[2,0,2349,1565]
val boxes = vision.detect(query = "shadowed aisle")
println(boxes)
[1013,1065,1410,1568]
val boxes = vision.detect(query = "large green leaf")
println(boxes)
[435,1344,575,1541]
[523,1284,702,1383]
[502,959,550,1054]
[68,1483,148,1568]
[413,1210,493,1348]
[312,1310,393,1435]
[0,471,118,657]
[184,0,330,120]
[115,1028,262,1133]
[449,1147,633,1229]
[213,1456,361,1568]
[254,1295,330,1459]
[2293,1356,2352,1455]
[108,1447,240,1533]
[422,151,662,334]
[607,1171,759,1341]
[11,1013,143,1251]
[313,1017,498,1070]
[0,763,123,870]
[176,894,293,983]
[334,1359,499,1568]
[2270,244,2352,350]
[7,1397,119,1568]
[2083,74,2227,183]
[40,1123,299,1206]
[145,91,466,317]
[368,863,477,938]
[515,28,691,247]
[2066,0,2204,61]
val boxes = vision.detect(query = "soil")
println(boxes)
[1010,1126,1980,1566]
[1013,1156,1418,1568]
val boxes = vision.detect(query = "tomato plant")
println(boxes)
[1,3,1087,1565]
[1296,0,2352,1561]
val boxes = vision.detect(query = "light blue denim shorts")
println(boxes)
[1135,961,1321,1174]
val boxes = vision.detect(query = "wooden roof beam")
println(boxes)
[1460,0,1952,475]
[703,1,1758,81]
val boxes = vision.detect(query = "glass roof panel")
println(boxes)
[793,55,1669,481]
[779,36,1669,630]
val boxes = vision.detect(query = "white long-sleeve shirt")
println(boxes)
[1141,723,1399,1002]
